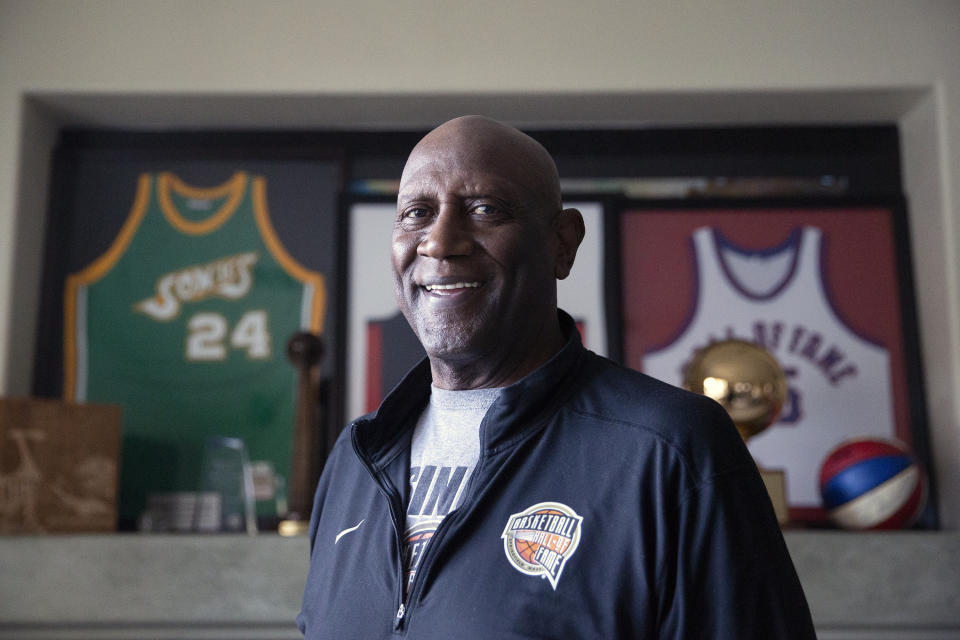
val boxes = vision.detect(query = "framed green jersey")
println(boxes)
[36,140,343,527]
[61,171,327,523]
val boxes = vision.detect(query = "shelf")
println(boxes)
[0,532,957,639]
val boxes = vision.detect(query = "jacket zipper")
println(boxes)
[350,425,409,632]
[353,416,496,633]
[401,448,489,619]
[402,506,456,613]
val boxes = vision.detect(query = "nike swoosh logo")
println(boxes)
[335,519,365,544]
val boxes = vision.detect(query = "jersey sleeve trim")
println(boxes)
[251,176,327,334]
[63,173,152,400]
[158,171,246,236]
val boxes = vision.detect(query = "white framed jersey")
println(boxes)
[618,204,921,521]
[642,225,895,507]
[63,171,326,523]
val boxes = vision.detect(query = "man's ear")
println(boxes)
[554,208,585,280]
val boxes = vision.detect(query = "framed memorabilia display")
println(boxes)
[341,197,611,423]
[31,125,909,531]
[35,139,343,528]
[613,198,934,525]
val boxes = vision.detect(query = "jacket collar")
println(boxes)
[353,310,586,466]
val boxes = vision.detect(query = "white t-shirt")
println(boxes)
[402,385,501,596]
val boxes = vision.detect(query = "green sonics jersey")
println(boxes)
[64,171,325,523]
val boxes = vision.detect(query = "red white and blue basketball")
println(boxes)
[819,437,926,530]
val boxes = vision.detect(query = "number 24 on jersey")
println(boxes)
[186,310,271,361]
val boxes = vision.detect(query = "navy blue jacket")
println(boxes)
[298,316,816,639]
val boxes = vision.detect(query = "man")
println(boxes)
[298,116,816,639]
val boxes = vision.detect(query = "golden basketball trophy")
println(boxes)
[683,339,790,524]
[280,331,325,536]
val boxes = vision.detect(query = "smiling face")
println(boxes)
[392,116,582,389]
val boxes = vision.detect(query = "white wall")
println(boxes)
[1,0,958,526]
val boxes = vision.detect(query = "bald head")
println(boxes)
[401,115,563,213]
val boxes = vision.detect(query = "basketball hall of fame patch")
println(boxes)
[501,502,582,590]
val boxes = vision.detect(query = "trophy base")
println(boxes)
[759,468,789,525]
[278,519,310,536]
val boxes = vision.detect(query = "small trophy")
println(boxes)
[683,339,790,525]
[195,435,257,534]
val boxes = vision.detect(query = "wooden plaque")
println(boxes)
[0,398,121,533]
